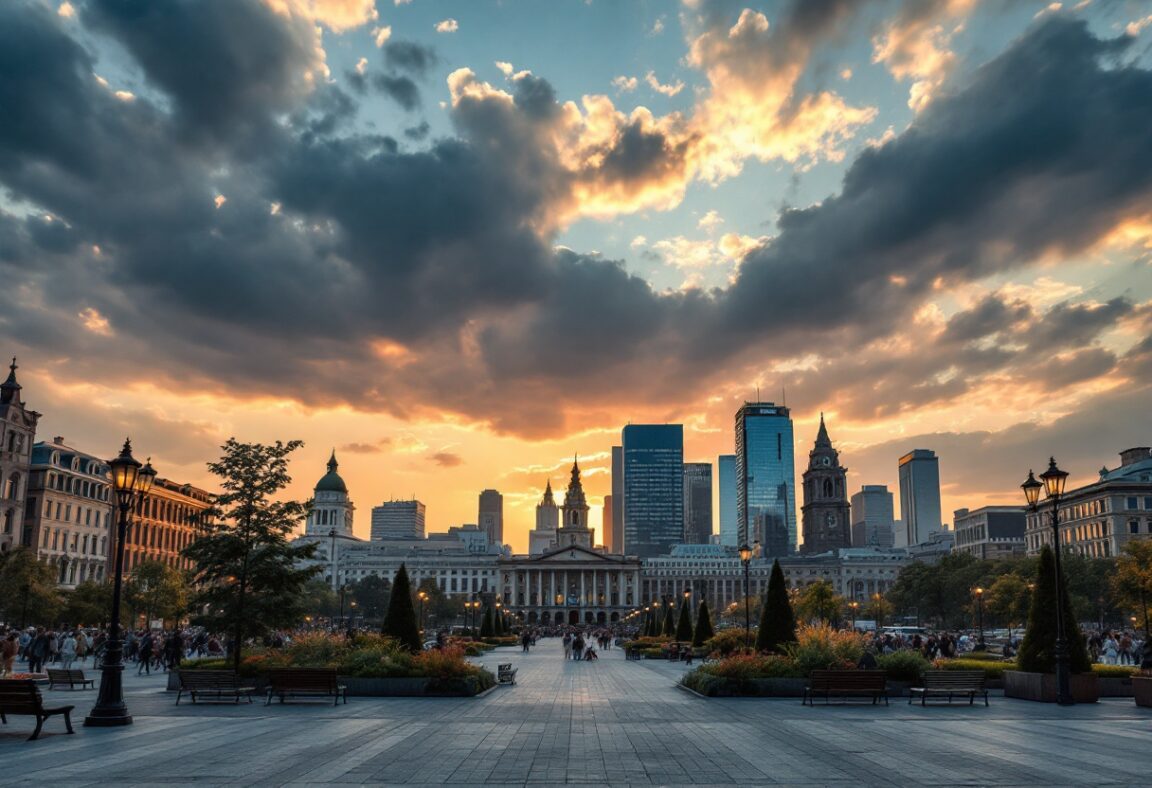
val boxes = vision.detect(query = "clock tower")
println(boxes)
[800,414,851,555]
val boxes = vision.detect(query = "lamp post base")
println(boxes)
[84,711,134,727]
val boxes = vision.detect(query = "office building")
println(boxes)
[682,462,713,544]
[851,485,895,548]
[734,402,796,556]
[0,359,39,553]
[800,415,851,554]
[478,488,504,546]
[898,449,942,546]
[953,506,1025,560]
[622,424,684,558]
[371,499,426,540]
[718,454,737,547]
[610,445,624,553]
[602,495,614,552]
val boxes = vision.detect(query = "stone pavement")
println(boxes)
[1,642,1150,786]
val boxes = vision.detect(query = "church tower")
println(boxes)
[557,457,593,549]
[800,414,851,554]
[0,358,40,552]
[528,479,560,555]
[305,450,355,538]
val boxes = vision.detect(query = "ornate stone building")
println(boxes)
[0,359,40,553]
[556,458,594,550]
[528,479,559,555]
[304,451,355,539]
[801,415,851,554]
[121,478,214,575]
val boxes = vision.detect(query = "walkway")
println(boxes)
[1,642,1149,785]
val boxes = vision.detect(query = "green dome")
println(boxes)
[315,451,347,493]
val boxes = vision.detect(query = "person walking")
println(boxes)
[1,633,18,676]
[27,628,49,674]
[60,631,78,670]
[137,631,155,675]
[75,629,89,665]
[1102,633,1119,665]
[521,630,531,653]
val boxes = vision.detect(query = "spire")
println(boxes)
[542,478,555,505]
[815,412,831,447]
[327,448,338,473]
[563,455,587,510]
[0,357,21,406]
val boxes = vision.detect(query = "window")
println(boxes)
[1128,497,1139,510]
[1132,520,1141,535]
[1145,497,1152,510]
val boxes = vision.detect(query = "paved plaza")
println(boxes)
[1,642,1150,786]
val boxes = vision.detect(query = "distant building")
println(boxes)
[905,529,955,562]
[898,449,942,546]
[304,451,355,538]
[682,462,713,544]
[718,454,737,547]
[556,458,594,550]
[602,495,614,553]
[851,485,895,548]
[371,499,426,541]
[734,402,795,555]
[0,359,39,554]
[610,446,624,553]
[123,477,213,576]
[1024,447,1152,558]
[478,489,504,546]
[622,425,684,557]
[528,480,559,555]
[953,506,1025,560]
[800,415,851,554]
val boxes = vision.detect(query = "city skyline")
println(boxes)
[3,1,1151,552]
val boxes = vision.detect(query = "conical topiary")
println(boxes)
[479,605,495,637]
[494,610,504,636]
[382,563,421,652]
[756,560,797,653]
[1017,544,1092,674]
[662,603,676,637]
[675,597,694,642]
[692,599,714,647]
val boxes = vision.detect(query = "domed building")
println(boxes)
[305,450,356,539]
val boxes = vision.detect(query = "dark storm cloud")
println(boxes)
[403,121,431,141]
[372,74,421,111]
[384,40,438,77]
[940,295,1031,344]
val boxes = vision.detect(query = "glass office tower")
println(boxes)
[682,462,713,544]
[734,403,796,557]
[718,454,737,547]
[622,424,684,558]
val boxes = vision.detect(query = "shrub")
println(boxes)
[675,597,694,642]
[877,650,931,682]
[756,560,797,653]
[1017,545,1092,674]
[692,600,715,647]
[382,564,422,652]
[704,629,753,657]
[700,653,801,680]
[1092,664,1139,678]
[934,658,1014,679]
[783,623,867,675]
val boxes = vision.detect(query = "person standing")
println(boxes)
[137,631,154,675]
[60,631,78,670]
[75,629,89,665]
[1,633,18,676]
[27,628,49,673]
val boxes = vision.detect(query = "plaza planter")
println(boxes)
[1003,670,1099,703]
[167,670,487,697]
[1097,676,1134,698]
[1134,677,1152,708]
[681,676,807,697]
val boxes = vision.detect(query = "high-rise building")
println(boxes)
[800,415,851,554]
[622,424,684,557]
[478,488,504,546]
[602,495,614,551]
[610,446,623,553]
[850,485,895,548]
[305,451,355,538]
[718,454,737,547]
[0,358,39,553]
[734,402,795,556]
[682,462,713,544]
[898,449,943,546]
[371,500,426,540]
[528,480,559,555]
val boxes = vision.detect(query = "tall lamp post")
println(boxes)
[849,600,859,631]
[85,440,155,727]
[973,587,985,646]
[738,541,759,646]
[1022,457,1073,706]
[417,591,428,636]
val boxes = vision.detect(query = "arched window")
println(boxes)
[4,472,20,500]
[822,479,833,498]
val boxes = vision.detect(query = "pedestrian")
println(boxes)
[1,633,18,676]
[60,630,78,670]
[27,628,49,673]
[521,630,531,653]
[137,631,154,675]
[1102,633,1119,665]
[75,629,89,665]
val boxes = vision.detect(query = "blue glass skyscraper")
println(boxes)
[734,403,796,557]
[622,424,684,558]
[718,454,737,547]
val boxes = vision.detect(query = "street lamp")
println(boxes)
[85,440,155,728]
[1022,457,1073,706]
[738,540,759,647]
[849,600,859,630]
[417,591,428,636]
[973,587,985,646]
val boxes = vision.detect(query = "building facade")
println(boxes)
[800,415,851,554]
[528,480,559,555]
[610,445,623,553]
[851,485,896,548]
[621,424,684,557]
[898,449,942,546]
[953,506,1025,560]
[371,499,426,541]
[304,451,355,538]
[478,489,504,546]
[556,459,594,550]
[499,545,642,625]
[734,402,795,556]
[24,438,113,588]
[682,462,713,545]
[718,454,737,548]
[1024,447,1152,558]
[0,359,39,553]
[123,478,214,575]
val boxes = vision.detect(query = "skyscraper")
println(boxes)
[371,500,426,540]
[610,445,624,553]
[622,424,684,557]
[734,402,796,556]
[478,488,504,546]
[718,454,737,547]
[800,415,851,554]
[898,449,942,546]
[850,485,896,548]
[602,495,614,551]
[682,462,713,544]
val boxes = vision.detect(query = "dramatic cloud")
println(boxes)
[872,0,976,112]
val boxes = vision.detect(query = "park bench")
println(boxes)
[176,670,257,705]
[0,679,75,741]
[909,670,989,706]
[266,668,347,706]
[803,670,889,706]
[46,668,94,691]
[497,663,517,685]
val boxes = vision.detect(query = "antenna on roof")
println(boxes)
[756,385,760,402]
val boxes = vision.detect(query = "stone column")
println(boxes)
[581,570,586,607]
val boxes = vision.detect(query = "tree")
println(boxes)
[985,574,1030,637]
[479,605,495,637]
[351,575,391,623]
[382,563,421,651]
[125,560,189,627]
[298,578,339,620]
[757,560,797,652]
[0,547,61,627]
[796,580,842,625]
[868,593,892,629]
[183,438,319,672]
[675,596,693,642]
[661,601,676,637]
[61,581,117,628]
[493,608,505,636]
[1112,539,1152,636]
[692,599,714,647]
[1017,545,1092,674]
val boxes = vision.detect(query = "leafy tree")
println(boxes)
[183,438,319,672]
[757,560,797,652]
[796,580,842,625]
[413,577,457,631]
[61,580,118,628]
[382,563,421,651]
[692,599,714,647]
[868,593,892,629]
[125,560,189,626]
[675,596,693,642]
[1112,539,1152,635]
[479,605,495,637]
[661,601,676,637]
[1060,551,1115,624]
[985,573,1030,637]
[298,578,339,619]
[1017,545,1092,674]
[351,575,391,623]
[0,547,61,626]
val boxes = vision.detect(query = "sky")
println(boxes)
[2,0,1152,552]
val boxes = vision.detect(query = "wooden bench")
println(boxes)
[266,669,347,706]
[909,670,989,706]
[46,668,94,691]
[497,663,517,685]
[803,670,889,706]
[0,679,75,741]
[176,670,256,705]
